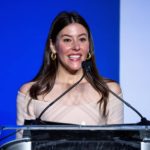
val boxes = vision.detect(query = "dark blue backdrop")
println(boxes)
[0,0,119,126]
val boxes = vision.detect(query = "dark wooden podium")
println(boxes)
[1,125,150,150]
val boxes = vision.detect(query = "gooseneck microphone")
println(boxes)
[0,72,85,142]
[82,60,150,125]
[37,72,85,120]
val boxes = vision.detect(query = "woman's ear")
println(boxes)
[50,39,56,53]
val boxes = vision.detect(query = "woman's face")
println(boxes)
[54,23,90,73]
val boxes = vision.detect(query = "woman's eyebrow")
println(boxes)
[61,33,88,38]
[78,33,88,37]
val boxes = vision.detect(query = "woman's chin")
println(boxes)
[59,61,83,74]
[67,66,82,74]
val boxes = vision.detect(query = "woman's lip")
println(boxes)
[68,53,82,57]
[68,55,81,58]
[67,54,82,61]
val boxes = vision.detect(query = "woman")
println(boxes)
[17,11,123,130]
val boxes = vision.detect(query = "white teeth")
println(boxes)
[69,55,80,59]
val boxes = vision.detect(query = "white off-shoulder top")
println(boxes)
[17,83,124,127]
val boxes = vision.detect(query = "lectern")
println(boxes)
[0,125,150,150]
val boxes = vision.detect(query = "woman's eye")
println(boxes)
[63,38,71,42]
[80,38,87,42]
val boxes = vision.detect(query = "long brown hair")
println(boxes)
[29,11,109,116]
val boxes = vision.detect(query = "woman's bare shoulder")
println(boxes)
[105,80,122,95]
[19,82,35,95]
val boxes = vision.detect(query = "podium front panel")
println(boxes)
[1,125,150,150]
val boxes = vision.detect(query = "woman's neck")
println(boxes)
[55,65,86,84]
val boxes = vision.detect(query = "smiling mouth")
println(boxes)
[68,55,81,60]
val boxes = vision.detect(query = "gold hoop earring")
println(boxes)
[86,52,91,60]
[51,52,56,60]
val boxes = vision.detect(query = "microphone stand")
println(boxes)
[37,72,85,120]
[82,61,150,125]
[0,73,86,142]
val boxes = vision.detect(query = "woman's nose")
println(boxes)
[72,40,80,51]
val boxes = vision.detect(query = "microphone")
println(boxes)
[82,60,150,125]
[37,72,85,120]
[0,72,86,142]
